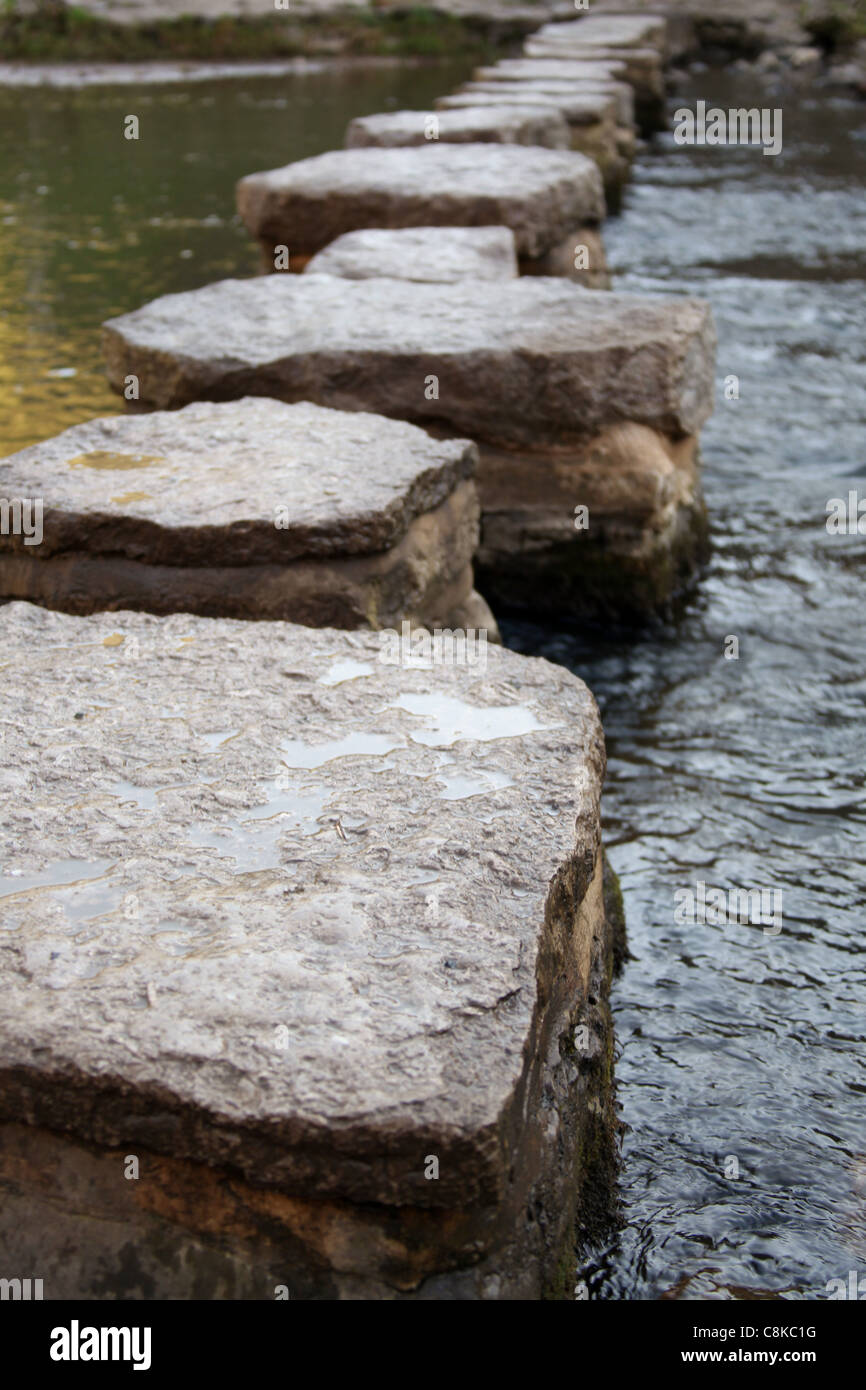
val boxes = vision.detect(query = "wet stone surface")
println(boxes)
[0,601,613,1296]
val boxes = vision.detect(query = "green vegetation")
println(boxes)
[0,1,516,62]
[801,0,866,49]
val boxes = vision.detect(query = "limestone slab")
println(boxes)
[304,226,519,283]
[0,601,615,1296]
[102,275,715,443]
[0,397,489,630]
[345,105,570,150]
[235,144,605,263]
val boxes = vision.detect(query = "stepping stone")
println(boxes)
[474,58,627,84]
[304,226,519,283]
[0,600,623,1299]
[235,144,605,273]
[438,82,635,131]
[345,104,570,151]
[516,41,667,130]
[0,397,495,634]
[528,15,667,52]
[439,85,633,205]
[101,275,716,623]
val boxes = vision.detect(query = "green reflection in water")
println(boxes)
[0,60,474,456]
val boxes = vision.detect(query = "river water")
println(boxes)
[1,65,864,1300]
[505,71,866,1299]
[0,60,474,455]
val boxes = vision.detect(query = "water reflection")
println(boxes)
[0,59,474,455]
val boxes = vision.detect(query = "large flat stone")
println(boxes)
[304,226,519,283]
[235,144,605,267]
[103,274,714,442]
[0,397,492,632]
[345,105,570,150]
[0,600,620,1298]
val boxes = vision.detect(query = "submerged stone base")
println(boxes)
[475,425,710,623]
[0,603,622,1298]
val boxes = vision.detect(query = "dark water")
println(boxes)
[505,73,866,1299]
[2,62,864,1300]
[0,59,473,456]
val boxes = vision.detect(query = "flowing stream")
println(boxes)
[505,70,866,1299]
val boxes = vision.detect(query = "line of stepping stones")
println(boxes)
[0,11,712,1298]
[2,11,715,632]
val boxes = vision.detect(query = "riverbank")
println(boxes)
[1,1,864,97]
[0,1,535,66]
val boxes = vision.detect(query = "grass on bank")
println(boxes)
[0,0,518,62]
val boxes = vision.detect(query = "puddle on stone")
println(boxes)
[66,451,164,470]
[185,782,330,871]
[0,857,115,901]
[60,878,128,924]
[390,694,557,748]
[436,769,514,801]
[198,729,240,751]
[111,780,175,810]
[318,659,375,687]
[280,732,402,769]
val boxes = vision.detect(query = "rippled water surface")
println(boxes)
[505,73,866,1299]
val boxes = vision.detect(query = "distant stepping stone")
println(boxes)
[101,275,716,624]
[438,84,633,206]
[527,15,668,52]
[519,18,668,131]
[442,85,626,128]
[235,143,604,274]
[304,226,519,283]
[345,105,570,150]
[0,397,495,633]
